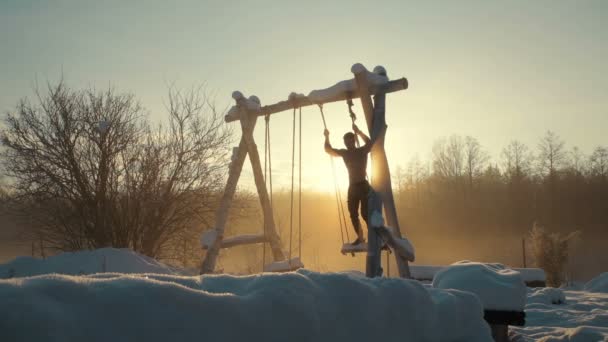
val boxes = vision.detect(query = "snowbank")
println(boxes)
[433,261,527,312]
[511,288,608,341]
[584,272,608,293]
[0,269,493,342]
[410,265,544,286]
[0,248,179,278]
[527,287,566,305]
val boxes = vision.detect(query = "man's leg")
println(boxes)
[347,184,364,244]
[360,181,370,226]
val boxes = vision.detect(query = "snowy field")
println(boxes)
[1,248,607,342]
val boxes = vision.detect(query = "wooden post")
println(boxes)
[201,96,285,274]
[200,134,249,274]
[522,238,527,268]
[239,108,285,262]
[353,64,411,279]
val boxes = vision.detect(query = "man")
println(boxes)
[324,123,373,245]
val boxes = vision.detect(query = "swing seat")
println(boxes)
[263,257,304,273]
[340,242,390,255]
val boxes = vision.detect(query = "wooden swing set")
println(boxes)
[200,63,415,278]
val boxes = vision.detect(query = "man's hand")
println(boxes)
[352,124,360,134]
[324,129,330,137]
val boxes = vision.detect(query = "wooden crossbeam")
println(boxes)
[201,234,267,249]
[224,78,408,122]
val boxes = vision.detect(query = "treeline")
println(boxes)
[394,132,608,236]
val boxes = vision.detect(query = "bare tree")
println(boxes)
[537,131,567,178]
[1,82,231,258]
[568,146,586,175]
[432,135,465,179]
[464,136,489,191]
[588,146,608,178]
[501,140,533,179]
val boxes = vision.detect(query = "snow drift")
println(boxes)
[433,261,527,312]
[0,248,179,278]
[511,287,608,341]
[0,268,493,342]
[584,272,608,293]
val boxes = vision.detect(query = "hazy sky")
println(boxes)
[1,0,607,191]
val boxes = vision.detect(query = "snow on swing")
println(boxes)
[288,92,306,101]
[308,64,389,104]
[263,257,304,272]
[224,91,262,121]
[368,210,416,262]
[199,230,217,249]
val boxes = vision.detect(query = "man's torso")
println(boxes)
[339,147,368,184]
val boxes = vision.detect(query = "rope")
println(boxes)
[289,107,296,263]
[386,250,390,277]
[298,107,302,260]
[318,105,350,245]
[347,98,360,147]
[262,114,270,271]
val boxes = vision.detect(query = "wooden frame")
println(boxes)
[200,63,411,278]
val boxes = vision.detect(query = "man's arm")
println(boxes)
[324,129,342,157]
[353,124,372,152]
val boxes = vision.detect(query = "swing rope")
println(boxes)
[298,106,302,261]
[318,105,350,245]
[289,106,304,265]
[347,98,360,147]
[262,114,272,270]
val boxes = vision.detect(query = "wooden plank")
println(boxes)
[201,234,267,249]
[352,70,384,278]
[353,65,411,279]
[224,78,408,122]
[263,257,304,272]
[200,134,250,274]
[239,104,285,262]
[371,91,411,279]
[341,242,390,254]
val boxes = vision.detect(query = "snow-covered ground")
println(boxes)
[1,249,607,342]
[0,248,180,277]
[1,254,492,341]
[511,281,608,341]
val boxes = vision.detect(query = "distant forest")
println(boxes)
[392,131,607,236]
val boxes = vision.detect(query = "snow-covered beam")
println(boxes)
[201,232,267,250]
[224,77,408,122]
[221,234,267,249]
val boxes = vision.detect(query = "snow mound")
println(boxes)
[527,287,567,305]
[0,270,493,342]
[511,289,608,341]
[308,64,388,104]
[0,248,179,278]
[585,272,608,293]
[433,261,527,311]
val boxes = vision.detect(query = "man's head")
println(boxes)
[343,132,356,149]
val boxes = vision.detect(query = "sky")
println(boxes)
[1,0,607,192]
